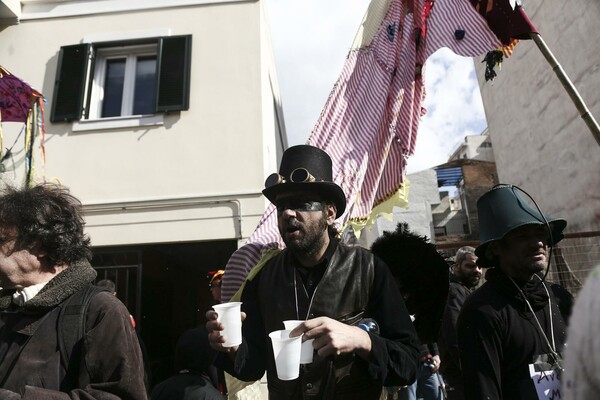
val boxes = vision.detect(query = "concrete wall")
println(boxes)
[0,0,283,246]
[432,191,467,236]
[461,161,498,239]
[449,133,495,162]
[466,135,494,162]
[359,169,440,247]
[475,0,600,233]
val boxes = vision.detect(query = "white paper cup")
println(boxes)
[212,302,242,347]
[283,320,314,364]
[269,329,303,380]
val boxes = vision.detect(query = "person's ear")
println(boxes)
[325,203,337,224]
[452,262,460,274]
[29,242,47,260]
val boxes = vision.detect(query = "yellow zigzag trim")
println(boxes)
[343,179,411,239]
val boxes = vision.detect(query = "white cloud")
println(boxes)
[264,1,487,174]
[410,49,487,173]
[265,0,371,145]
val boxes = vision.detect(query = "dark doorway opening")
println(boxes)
[92,239,237,389]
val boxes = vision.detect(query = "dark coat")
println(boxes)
[0,260,147,399]
[438,275,474,386]
[218,242,419,400]
[457,269,573,400]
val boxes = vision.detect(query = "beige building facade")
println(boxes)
[475,0,600,234]
[1,0,286,246]
[0,0,285,385]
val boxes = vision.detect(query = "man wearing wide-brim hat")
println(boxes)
[206,145,420,399]
[457,184,573,400]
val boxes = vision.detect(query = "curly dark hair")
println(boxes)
[0,184,92,265]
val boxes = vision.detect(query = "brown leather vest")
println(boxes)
[257,243,381,399]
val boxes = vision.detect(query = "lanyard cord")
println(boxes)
[293,268,318,320]
[508,275,560,363]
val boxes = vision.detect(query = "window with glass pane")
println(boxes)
[90,44,157,119]
[133,56,157,115]
[101,59,126,117]
[52,36,191,123]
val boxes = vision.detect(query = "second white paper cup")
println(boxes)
[283,320,314,364]
[213,302,242,347]
[269,329,303,380]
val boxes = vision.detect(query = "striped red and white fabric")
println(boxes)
[221,0,506,302]
[424,0,501,59]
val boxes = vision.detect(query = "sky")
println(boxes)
[264,0,488,174]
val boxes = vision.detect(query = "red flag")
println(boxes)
[469,0,537,45]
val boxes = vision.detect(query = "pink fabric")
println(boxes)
[221,0,504,300]
[0,68,42,123]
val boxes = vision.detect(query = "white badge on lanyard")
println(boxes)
[529,354,563,400]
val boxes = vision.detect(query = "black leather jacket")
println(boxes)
[218,241,419,400]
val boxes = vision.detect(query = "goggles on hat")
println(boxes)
[265,168,316,188]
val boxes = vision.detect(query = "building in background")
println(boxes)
[433,158,498,242]
[358,168,441,246]
[0,0,285,385]
[448,128,495,162]
[359,130,498,248]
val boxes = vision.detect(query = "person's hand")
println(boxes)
[206,309,246,353]
[429,355,441,372]
[289,317,372,359]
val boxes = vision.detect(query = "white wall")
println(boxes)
[0,0,282,246]
[359,169,440,247]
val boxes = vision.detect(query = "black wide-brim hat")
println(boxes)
[475,184,567,268]
[262,145,346,218]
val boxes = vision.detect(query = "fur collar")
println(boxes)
[0,259,97,313]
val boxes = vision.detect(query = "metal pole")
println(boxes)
[530,33,600,146]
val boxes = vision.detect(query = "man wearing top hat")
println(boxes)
[206,145,419,399]
[457,184,573,400]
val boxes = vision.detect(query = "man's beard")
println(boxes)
[281,216,328,259]
[466,274,481,288]
[523,261,546,275]
[457,270,481,288]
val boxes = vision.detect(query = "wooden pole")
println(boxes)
[530,33,600,146]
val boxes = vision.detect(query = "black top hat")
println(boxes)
[262,145,346,218]
[475,184,567,268]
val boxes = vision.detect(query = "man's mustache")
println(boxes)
[284,220,302,231]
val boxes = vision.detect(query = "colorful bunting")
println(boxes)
[0,66,46,185]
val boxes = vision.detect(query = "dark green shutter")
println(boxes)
[155,35,192,112]
[50,44,90,122]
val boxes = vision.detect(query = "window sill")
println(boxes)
[72,114,164,132]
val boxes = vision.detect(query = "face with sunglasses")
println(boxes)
[275,192,337,265]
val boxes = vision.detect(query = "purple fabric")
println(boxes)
[0,68,41,123]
